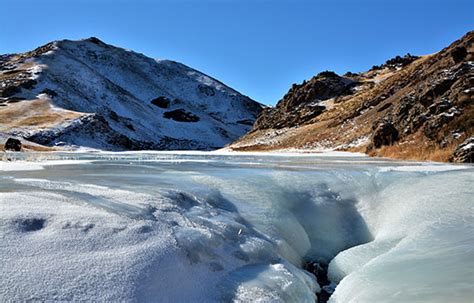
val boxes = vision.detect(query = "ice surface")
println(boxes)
[0,159,93,171]
[0,152,473,302]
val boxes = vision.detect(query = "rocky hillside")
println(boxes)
[230,31,474,162]
[0,38,263,150]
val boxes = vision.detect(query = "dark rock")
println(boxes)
[85,37,106,46]
[412,114,429,130]
[236,119,255,126]
[424,109,460,139]
[107,134,135,150]
[163,109,200,122]
[14,218,46,232]
[371,122,399,148]
[396,95,415,116]
[427,99,452,115]
[198,84,216,96]
[125,123,135,131]
[377,102,392,112]
[317,71,339,78]
[4,138,22,151]
[371,65,382,71]
[109,110,119,121]
[449,137,474,163]
[151,96,171,108]
[41,88,58,97]
[0,85,20,98]
[20,79,37,90]
[383,53,420,69]
[343,71,359,78]
[451,47,467,63]
[303,261,332,303]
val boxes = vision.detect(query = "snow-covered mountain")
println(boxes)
[0,37,263,150]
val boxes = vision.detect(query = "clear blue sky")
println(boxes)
[1,0,472,105]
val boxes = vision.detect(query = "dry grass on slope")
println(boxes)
[0,98,84,131]
[0,143,58,152]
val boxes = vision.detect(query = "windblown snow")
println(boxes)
[0,152,473,302]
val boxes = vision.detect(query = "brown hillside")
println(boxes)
[230,31,474,162]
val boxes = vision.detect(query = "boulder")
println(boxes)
[450,137,474,163]
[4,138,22,151]
[151,96,171,108]
[163,109,200,122]
[372,122,399,148]
[451,47,467,63]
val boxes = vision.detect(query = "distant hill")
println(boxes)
[0,38,263,150]
[229,31,473,162]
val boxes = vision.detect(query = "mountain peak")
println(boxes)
[0,39,263,151]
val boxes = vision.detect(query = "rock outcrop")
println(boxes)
[370,122,399,149]
[253,71,357,130]
[450,137,474,163]
[4,138,22,151]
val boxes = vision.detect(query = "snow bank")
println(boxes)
[328,169,474,302]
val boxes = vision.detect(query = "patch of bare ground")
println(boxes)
[0,98,84,131]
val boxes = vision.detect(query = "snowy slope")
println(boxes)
[0,38,262,150]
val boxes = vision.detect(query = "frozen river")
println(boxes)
[0,151,473,302]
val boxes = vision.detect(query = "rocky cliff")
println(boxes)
[230,31,474,162]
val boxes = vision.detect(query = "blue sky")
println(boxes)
[1,0,472,105]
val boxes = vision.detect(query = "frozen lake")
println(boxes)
[1,151,473,302]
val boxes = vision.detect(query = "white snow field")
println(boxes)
[0,152,473,302]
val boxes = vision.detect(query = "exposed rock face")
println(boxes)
[231,31,474,162]
[253,71,357,130]
[370,122,399,149]
[371,53,420,70]
[4,138,22,151]
[452,47,467,63]
[450,137,474,163]
[0,38,263,150]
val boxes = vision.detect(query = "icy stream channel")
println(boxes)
[0,152,473,302]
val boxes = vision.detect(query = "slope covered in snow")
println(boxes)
[0,152,472,302]
[0,38,263,150]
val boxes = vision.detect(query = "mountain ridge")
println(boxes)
[229,31,474,162]
[0,37,263,151]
